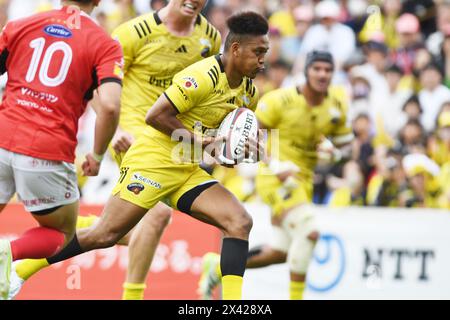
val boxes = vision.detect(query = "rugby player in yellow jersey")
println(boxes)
[9,11,269,300]
[8,0,222,300]
[199,51,354,300]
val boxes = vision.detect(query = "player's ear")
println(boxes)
[231,42,240,58]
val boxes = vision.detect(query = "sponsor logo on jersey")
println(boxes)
[44,24,73,38]
[175,45,188,53]
[127,183,145,195]
[242,94,250,106]
[182,77,198,89]
[132,173,162,189]
[329,107,341,124]
[149,76,173,89]
[114,59,124,79]
[176,85,188,101]
[200,38,212,58]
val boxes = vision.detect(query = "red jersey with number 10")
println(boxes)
[0,6,123,163]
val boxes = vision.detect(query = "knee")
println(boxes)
[151,206,172,228]
[225,208,253,237]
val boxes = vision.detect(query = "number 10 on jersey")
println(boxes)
[26,37,73,87]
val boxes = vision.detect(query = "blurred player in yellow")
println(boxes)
[198,50,354,300]
[9,11,269,301]
[9,0,222,300]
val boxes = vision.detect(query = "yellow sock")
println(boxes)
[76,215,98,229]
[122,282,146,300]
[222,275,243,300]
[290,281,305,300]
[216,263,222,278]
[15,258,50,281]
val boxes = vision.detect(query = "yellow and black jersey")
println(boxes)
[144,54,259,148]
[112,11,222,137]
[256,86,353,181]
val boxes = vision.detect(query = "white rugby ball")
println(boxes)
[216,107,259,165]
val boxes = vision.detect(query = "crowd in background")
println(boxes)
[1,0,449,209]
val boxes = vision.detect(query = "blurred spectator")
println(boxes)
[207,4,231,48]
[434,23,450,88]
[348,74,371,120]
[268,0,300,38]
[426,2,450,56]
[418,62,450,131]
[344,0,369,39]
[383,63,414,136]
[390,13,424,75]
[428,109,450,166]
[395,119,427,156]
[396,95,424,136]
[327,160,366,206]
[402,0,436,39]
[351,114,375,182]
[359,0,402,49]
[401,153,441,207]
[267,60,291,89]
[293,0,356,79]
[367,150,407,207]
[279,4,314,66]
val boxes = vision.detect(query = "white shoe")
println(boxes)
[197,252,221,300]
[0,240,12,300]
[7,262,24,300]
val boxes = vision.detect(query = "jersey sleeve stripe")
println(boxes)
[213,29,218,41]
[133,25,143,38]
[164,92,181,113]
[143,20,152,34]
[138,23,147,36]
[207,71,217,88]
[195,15,202,25]
[212,66,219,79]
[251,86,256,97]
[210,67,219,84]
[100,77,123,86]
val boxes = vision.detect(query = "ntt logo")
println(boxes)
[44,25,73,38]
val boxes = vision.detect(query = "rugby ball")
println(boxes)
[216,107,259,165]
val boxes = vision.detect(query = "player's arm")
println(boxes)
[145,70,218,147]
[327,98,354,161]
[82,37,124,176]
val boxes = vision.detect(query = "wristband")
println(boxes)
[92,152,104,162]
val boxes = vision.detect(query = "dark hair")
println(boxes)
[385,63,403,75]
[224,11,269,51]
[419,62,444,78]
[71,0,95,3]
[402,95,422,114]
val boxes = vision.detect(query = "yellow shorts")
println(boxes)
[108,143,125,167]
[111,138,217,212]
[255,164,312,216]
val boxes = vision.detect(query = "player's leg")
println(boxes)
[283,205,318,300]
[0,153,79,299]
[173,172,253,300]
[197,220,290,299]
[122,202,172,300]
[36,157,181,267]
[0,147,16,214]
